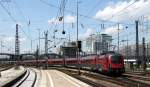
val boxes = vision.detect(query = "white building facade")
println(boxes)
[85,33,112,54]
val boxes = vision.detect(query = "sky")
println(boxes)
[0,0,150,53]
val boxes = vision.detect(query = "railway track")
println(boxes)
[12,68,37,87]
[55,68,119,87]
[123,73,150,81]
[0,65,14,71]
[56,67,150,87]
[125,71,150,76]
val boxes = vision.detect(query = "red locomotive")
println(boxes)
[97,52,125,74]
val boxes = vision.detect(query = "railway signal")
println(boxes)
[77,41,82,52]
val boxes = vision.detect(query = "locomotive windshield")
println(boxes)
[111,54,122,63]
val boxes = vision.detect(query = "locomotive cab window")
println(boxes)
[111,54,122,63]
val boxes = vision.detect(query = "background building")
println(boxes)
[60,42,77,58]
[85,33,112,54]
[119,43,150,62]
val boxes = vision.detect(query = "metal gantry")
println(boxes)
[135,20,140,68]
[15,24,20,61]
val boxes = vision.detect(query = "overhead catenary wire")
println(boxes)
[45,0,68,48]
[80,0,103,29]
[13,0,28,23]
[104,0,138,22]
[41,0,150,47]
[112,27,150,45]
[39,0,149,27]
[13,0,32,41]
[0,2,32,42]
[48,0,64,32]
[0,1,17,23]
[39,0,115,24]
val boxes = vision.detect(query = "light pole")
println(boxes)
[121,40,126,55]
[31,40,32,53]
[31,38,39,53]
[76,0,80,75]
[117,23,120,53]
[53,29,58,47]
[35,45,39,68]
[125,26,129,62]
[1,41,3,53]
[0,35,5,53]
[0,39,3,77]
[36,29,41,54]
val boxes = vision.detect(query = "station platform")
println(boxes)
[35,69,91,87]
[0,66,25,87]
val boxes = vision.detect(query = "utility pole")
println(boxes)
[147,43,149,60]
[36,45,39,68]
[69,30,70,42]
[90,35,93,54]
[142,37,147,71]
[121,40,125,55]
[44,31,48,69]
[135,20,140,68]
[53,30,58,47]
[31,40,32,53]
[15,24,20,69]
[37,29,41,54]
[1,41,2,53]
[127,39,129,59]
[39,31,40,54]
[0,41,1,77]
[125,26,129,61]
[117,23,120,53]
[62,0,65,35]
[44,31,48,54]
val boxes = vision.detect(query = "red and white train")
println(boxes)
[21,51,125,74]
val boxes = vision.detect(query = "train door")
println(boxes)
[95,55,99,70]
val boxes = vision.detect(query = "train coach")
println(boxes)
[20,52,125,75]
[48,52,125,74]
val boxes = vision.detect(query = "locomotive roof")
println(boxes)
[100,51,121,56]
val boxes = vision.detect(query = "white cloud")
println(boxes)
[102,25,124,35]
[4,37,14,42]
[0,36,27,53]
[94,0,150,22]
[48,15,76,24]
[3,36,26,42]
[65,15,76,23]
[48,18,59,24]
[79,28,95,40]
